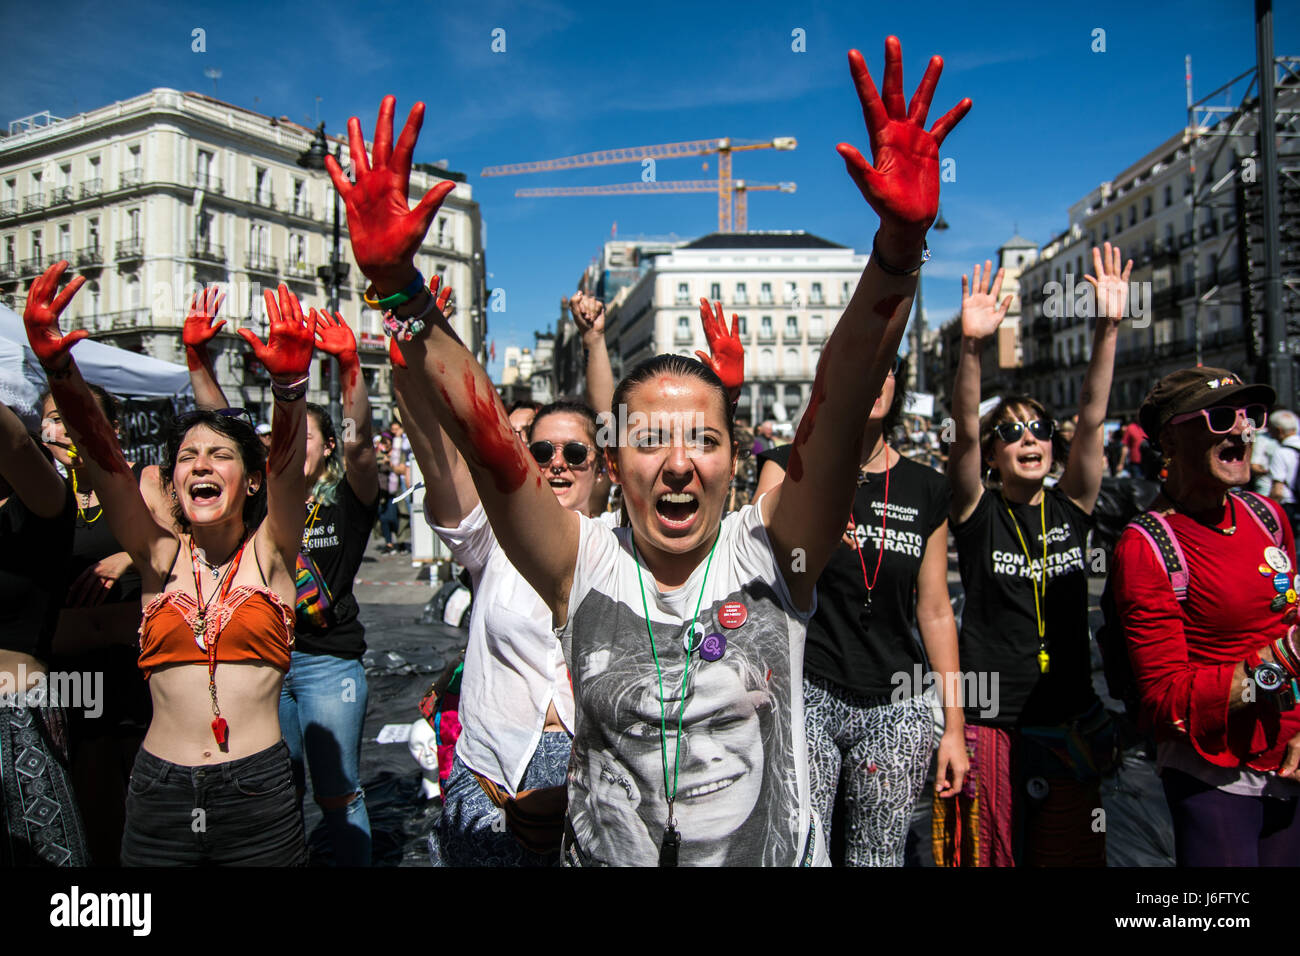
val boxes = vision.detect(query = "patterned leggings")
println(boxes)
[0,702,89,866]
[804,674,934,867]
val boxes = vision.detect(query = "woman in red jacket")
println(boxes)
[1113,367,1300,866]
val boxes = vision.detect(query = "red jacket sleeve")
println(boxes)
[1111,526,1238,766]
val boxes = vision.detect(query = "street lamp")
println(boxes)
[297,123,350,435]
[911,207,949,393]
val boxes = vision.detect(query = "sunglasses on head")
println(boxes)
[529,440,593,467]
[177,407,257,432]
[1169,403,1267,434]
[993,419,1054,444]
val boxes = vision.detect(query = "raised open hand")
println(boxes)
[183,286,226,369]
[1084,242,1133,324]
[837,37,971,240]
[238,284,317,381]
[568,291,606,338]
[960,260,1013,341]
[325,96,456,294]
[314,309,359,359]
[24,261,87,370]
[431,276,455,320]
[695,297,744,393]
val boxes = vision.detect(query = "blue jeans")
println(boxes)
[279,651,371,865]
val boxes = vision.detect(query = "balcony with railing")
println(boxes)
[287,199,314,220]
[673,330,694,345]
[248,189,276,211]
[23,193,44,212]
[80,178,102,199]
[0,261,16,281]
[244,253,278,274]
[19,255,47,276]
[49,185,74,205]
[0,200,16,218]
[284,259,316,281]
[194,172,224,194]
[75,245,103,267]
[101,308,153,330]
[1178,230,1194,249]
[189,241,226,264]
[119,168,143,189]
[115,238,144,261]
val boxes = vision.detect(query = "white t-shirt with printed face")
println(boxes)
[429,501,619,795]
[559,495,821,867]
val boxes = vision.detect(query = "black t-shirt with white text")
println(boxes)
[953,487,1098,727]
[297,478,378,658]
[757,445,950,696]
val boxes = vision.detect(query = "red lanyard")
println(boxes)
[850,454,890,609]
[190,536,247,745]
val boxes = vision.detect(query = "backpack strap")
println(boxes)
[1230,489,1283,546]
[1129,511,1189,601]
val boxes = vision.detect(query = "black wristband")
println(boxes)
[871,237,929,276]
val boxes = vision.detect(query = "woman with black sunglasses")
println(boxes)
[936,246,1129,867]
[184,288,381,865]
[24,265,315,866]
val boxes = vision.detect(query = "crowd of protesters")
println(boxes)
[3,36,1298,869]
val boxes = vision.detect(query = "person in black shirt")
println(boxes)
[0,398,89,866]
[756,355,967,866]
[185,293,380,865]
[938,249,1128,866]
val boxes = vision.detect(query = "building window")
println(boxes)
[784,315,798,338]
[4,235,14,267]
[810,314,824,339]
[810,281,824,305]
[676,315,690,339]
[842,280,851,304]
[32,231,42,260]
[58,223,71,257]
[437,216,448,247]
[1143,196,1152,218]
[290,233,306,267]
[737,315,747,336]
[1128,206,1137,227]
[292,178,307,214]
[676,281,690,305]
[127,208,141,240]
[127,144,141,171]
[735,281,748,304]
[760,315,773,339]
[783,281,797,304]
[784,347,800,375]
[1164,184,1173,207]
[759,282,773,305]
[1114,214,1122,233]
[709,282,721,302]
[197,150,214,188]
[758,348,775,376]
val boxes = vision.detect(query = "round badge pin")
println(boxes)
[1275,573,1291,594]
[1026,777,1050,800]
[719,602,747,629]
[1265,547,1292,573]
[682,622,705,653]
[1272,594,1288,613]
[700,633,726,662]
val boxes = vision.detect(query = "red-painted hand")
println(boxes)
[695,297,745,392]
[428,275,455,320]
[314,309,359,360]
[836,37,971,239]
[183,286,226,370]
[325,96,456,294]
[238,284,317,381]
[388,335,407,370]
[24,261,87,370]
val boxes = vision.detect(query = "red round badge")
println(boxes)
[719,602,747,629]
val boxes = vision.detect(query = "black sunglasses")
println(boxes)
[529,440,593,467]
[993,419,1054,444]
[177,407,257,433]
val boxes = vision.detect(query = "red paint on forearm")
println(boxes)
[873,295,905,319]
[185,344,211,373]
[460,366,529,494]
[50,380,128,475]
[339,351,361,401]
[787,382,827,483]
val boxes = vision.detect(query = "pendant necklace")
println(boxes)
[631,526,720,866]
[189,535,248,745]
[302,498,322,551]
[850,445,890,630]
[1003,493,1050,674]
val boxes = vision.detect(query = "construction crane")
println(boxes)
[512,180,796,232]
[481,136,797,232]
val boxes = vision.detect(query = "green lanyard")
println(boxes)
[631,525,720,863]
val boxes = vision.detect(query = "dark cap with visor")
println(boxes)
[1139,367,1276,437]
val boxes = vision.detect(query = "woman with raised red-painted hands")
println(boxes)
[182,287,380,866]
[24,263,315,866]
[328,40,967,864]
[0,387,89,866]
[936,245,1129,867]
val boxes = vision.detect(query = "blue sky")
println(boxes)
[7,0,1298,380]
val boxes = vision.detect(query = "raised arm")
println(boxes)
[766,38,971,609]
[0,401,65,519]
[314,309,379,506]
[24,262,176,582]
[324,97,578,613]
[239,285,315,562]
[569,292,613,417]
[183,287,232,410]
[1058,243,1129,513]
[387,292,480,528]
[949,261,1013,525]
[696,298,745,406]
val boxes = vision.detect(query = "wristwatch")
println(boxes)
[1249,658,1290,694]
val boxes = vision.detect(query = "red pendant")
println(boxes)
[211,716,228,745]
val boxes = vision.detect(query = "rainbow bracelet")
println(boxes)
[363,272,426,310]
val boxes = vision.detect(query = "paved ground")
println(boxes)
[326,543,1174,867]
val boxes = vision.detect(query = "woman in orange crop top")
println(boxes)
[24,262,317,866]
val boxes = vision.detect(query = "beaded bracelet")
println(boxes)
[870,237,930,276]
[270,374,310,403]
[382,291,439,343]
[1274,629,1300,678]
[363,272,426,310]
